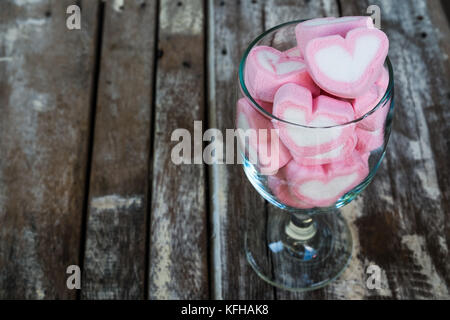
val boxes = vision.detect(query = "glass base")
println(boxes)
[245,211,352,292]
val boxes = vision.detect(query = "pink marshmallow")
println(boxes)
[258,100,273,113]
[295,16,374,56]
[352,84,389,131]
[375,66,389,94]
[236,98,292,175]
[304,27,389,98]
[268,174,311,209]
[284,151,369,207]
[355,127,384,153]
[238,75,274,113]
[272,83,355,157]
[244,46,320,102]
[284,46,303,59]
[291,134,356,166]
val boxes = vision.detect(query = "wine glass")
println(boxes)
[236,20,394,291]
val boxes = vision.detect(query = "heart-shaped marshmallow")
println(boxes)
[352,83,390,131]
[236,98,292,175]
[283,151,369,207]
[291,134,356,166]
[355,127,384,153]
[375,66,389,93]
[305,27,389,98]
[244,46,320,102]
[258,100,273,113]
[272,83,355,157]
[284,46,302,58]
[295,16,374,56]
[268,174,311,209]
[237,76,274,113]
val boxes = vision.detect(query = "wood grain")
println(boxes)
[0,0,448,300]
[81,0,157,300]
[261,0,340,300]
[263,0,339,28]
[148,0,209,299]
[0,0,99,299]
[209,0,449,299]
[318,0,450,299]
[207,0,276,300]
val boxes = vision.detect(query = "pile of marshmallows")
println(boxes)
[237,16,390,209]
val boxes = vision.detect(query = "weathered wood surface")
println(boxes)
[0,0,448,300]
[207,0,344,300]
[330,0,450,299]
[81,1,157,299]
[0,0,99,299]
[261,0,341,300]
[148,0,209,299]
[207,0,275,300]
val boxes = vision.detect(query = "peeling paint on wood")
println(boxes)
[81,0,157,300]
[339,0,450,299]
[263,0,340,301]
[208,0,275,300]
[402,234,449,298]
[0,0,448,300]
[148,0,209,300]
[91,195,143,212]
[112,0,124,12]
[0,0,99,299]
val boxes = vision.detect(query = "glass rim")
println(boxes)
[238,19,394,129]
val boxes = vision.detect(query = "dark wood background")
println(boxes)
[0,0,448,299]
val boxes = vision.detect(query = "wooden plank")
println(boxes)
[148,0,209,299]
[210,0,449,299]
[263,0,340,29]
[208,0,276,300]
[208,0,343,300]
[0,0,99,299]
[81,0,157,299]
[316,0,450,299]
[261,0,340,300]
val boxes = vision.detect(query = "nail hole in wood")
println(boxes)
[220,1,225,6]
[182,61,191,68]
[421,32,427,38]
[221,48,227,55]
[157,49,164,59]
[45,10,51,17]
[417,15,423,21]
[177,1,182,6]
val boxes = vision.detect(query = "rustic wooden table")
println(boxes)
[0,0,449,299]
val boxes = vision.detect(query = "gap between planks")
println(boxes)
[77,0,105,300]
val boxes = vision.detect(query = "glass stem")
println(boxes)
[285,213,317,241]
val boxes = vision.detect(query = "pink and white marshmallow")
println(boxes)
[352,83,389,131]
[268,175,311,209]
[291,134,356,166]
[304,27,389,98]
[244,46,320,102]
[355,127,384,153]
[283,151,369,207]
[376,66,389,93]
[237,75,274,113]
[258,100,273,113]
[284,46,303,59]
[295,16,374,56]
[272,83,355,157]
[236,98,292,175]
